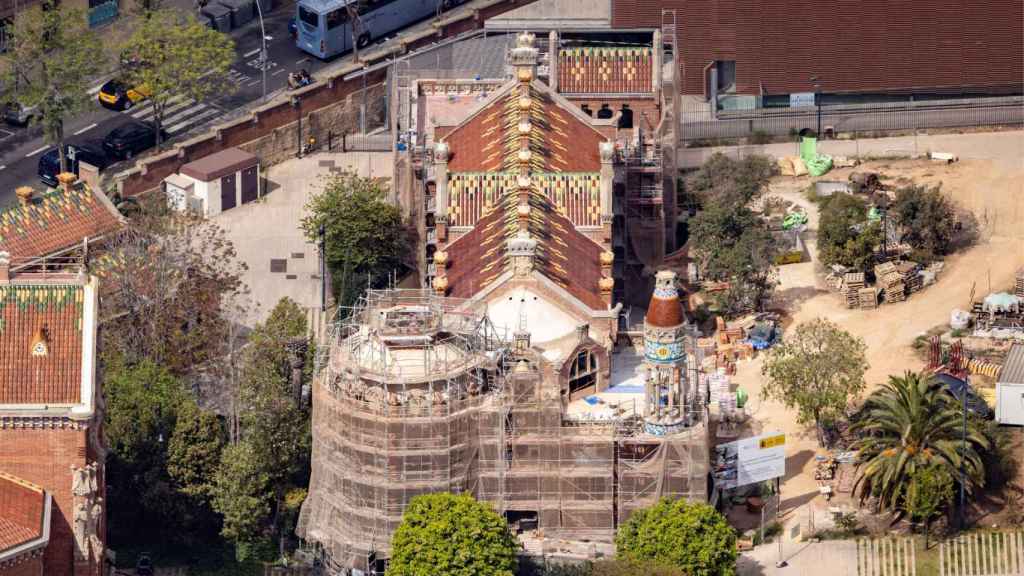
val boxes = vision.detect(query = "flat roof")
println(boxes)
[180,147,258,182]
[999,344,1024,385]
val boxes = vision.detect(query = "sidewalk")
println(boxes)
[739,538,860,576]
[679,129,1024,171]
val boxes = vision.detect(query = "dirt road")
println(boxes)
[730,146,1024,520]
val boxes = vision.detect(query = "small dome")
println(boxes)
[645,270,683,327]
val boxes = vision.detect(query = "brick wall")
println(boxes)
[115,0,541,199]
[0,426,90,576]
[565,97,661,131]
[0,557,44,576]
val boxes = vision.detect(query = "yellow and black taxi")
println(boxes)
[97,78,151,111]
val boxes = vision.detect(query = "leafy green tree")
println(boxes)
[212,441,273,561]
[761,318,868,446]
[103,357,214,545]
[891,184,957,262]
[0,0,104,172]
[222,298,312,557]
[121,10,235,149]
[389,493,517,576]
[852,372,989,514]
[686,153,776,206]
[167,400,226,504]
[818,194,881,272]
[903,464,954,548]
[615,498,736,576]
[301,171,408,307]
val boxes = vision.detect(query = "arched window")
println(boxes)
[568,349,598,395]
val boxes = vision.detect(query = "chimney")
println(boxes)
[15,186,33,207]
[0,251,9,283]
[57,172,77,194]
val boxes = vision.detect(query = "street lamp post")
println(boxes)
[254,0,268,101]
[810,77,822,138]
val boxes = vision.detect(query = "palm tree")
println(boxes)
[851,371,990,513]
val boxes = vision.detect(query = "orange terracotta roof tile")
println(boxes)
[0,284,84,405]
[0,183,122,260]
[0,471,45,552]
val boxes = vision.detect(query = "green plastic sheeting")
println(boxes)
[800,136,833,176]
[782,211,808,229]
[868,207,882,221]
[735,388,748,409]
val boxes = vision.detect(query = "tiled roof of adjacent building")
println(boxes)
[0,183,122,261]
[558,47,653,94]
[0,471,45,554]
[0,282,85,405]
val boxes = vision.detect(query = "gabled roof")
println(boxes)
[441,80,607,173]
[0,471,46,556]
[0,282,85,405]
[0,183,123,261]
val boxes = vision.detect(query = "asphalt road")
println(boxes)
[0,3,329,206]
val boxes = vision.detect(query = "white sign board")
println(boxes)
[712,431,786,490]
[790,92,816,108]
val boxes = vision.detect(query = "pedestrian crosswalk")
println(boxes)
[119,69,258,137]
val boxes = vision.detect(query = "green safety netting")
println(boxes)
[800,136,833,176]
[867,206,882,221]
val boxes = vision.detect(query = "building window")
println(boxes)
[580,104,593,117]
[596,103,613,119]
[568,349,598,395]
[618,104,633,129]
[715,60,736,93]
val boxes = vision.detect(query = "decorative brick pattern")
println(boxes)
[0,285,84,405]
[0,185,120,260]
[448,172,600,227]
[559,47,653,94]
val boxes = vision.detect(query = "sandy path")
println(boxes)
[730,152,1024,519]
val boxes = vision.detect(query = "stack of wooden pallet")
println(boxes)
[874,262,905,303]
[844,273,864,309]
[859,287,880,310]
[898,261,923,294]
[1016,268,1024,298]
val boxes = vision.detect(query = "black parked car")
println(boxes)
[37,140,111,188]
[102,122,168,160]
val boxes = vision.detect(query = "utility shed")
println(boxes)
[178,147,260,217]
[996,344,1024,426]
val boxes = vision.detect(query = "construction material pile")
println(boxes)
[844,272,865,309]
[1017,268,1024,299]
[874,262,904,302]
[859,287,880,310]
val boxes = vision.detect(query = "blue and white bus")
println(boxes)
[296,0,450,59]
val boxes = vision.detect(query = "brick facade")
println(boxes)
[0,556,44,576]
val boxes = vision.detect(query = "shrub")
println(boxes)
[616,499,737,576]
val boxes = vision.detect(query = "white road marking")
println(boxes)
[296,57,310,65]
[243,48,261,58]
[73,123,98,135]
[25,145,49,157]
[166,107,220,135]
[245,79,260,87]
[272,68,286,76]
[87,81,107,95]
[162,102,208,127]
[0,165,6,171]
[129,105,156,120]
[162,98,197,118]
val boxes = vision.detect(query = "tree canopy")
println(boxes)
[167,399,226,504]
[761,318,868,446]
[0,0,104,172]
[817,194,881,272]
[301,170,409,308]
[121,10,235,148]
[687,154,779,316]
[212,441,274,559]
[388,493,518,576]
[891,184,958,262]
[852,372,989,513]
[615,498,737,576]
[902,464,954,546]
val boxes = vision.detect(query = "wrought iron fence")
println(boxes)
[680,96,1024,143]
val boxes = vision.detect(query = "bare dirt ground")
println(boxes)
[730,151,1024,528]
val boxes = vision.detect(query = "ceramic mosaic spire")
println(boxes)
[642,270,689,429]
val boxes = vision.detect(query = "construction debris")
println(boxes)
[844,273,865,309]
[848,171,882,194]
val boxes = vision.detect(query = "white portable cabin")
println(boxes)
[164,147,261,217]
[996,344,1024,426]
